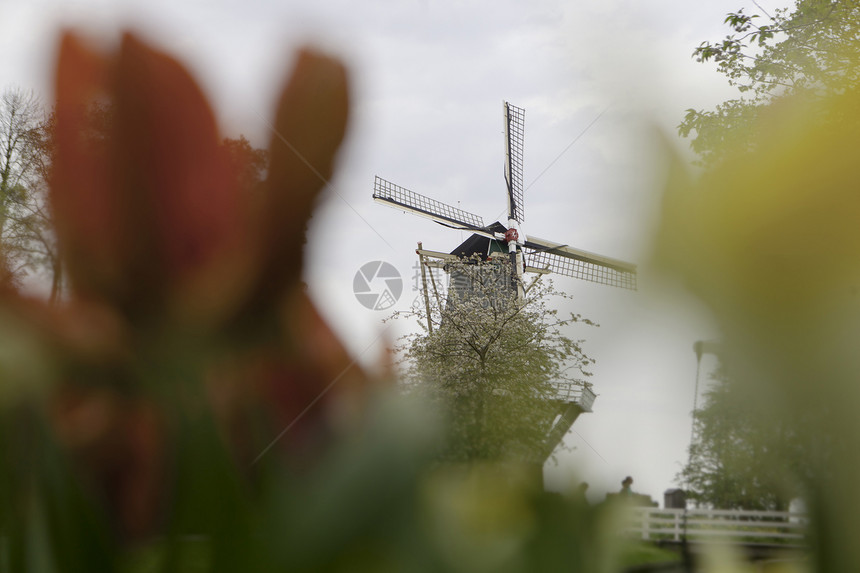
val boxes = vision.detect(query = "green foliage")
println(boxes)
[395,258,595,464]
[678,364,805,511]
[680,0,860,164]
[222,135,268,194]
[673,1,860,517]
[657,39,860,565]
[0,380,634,573]
[618,542,681,569]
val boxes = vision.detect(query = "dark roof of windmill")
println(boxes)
[449,221,507,259]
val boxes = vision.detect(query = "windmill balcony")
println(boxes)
[553,382,596,412]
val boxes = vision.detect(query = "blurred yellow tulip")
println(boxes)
[654,72,860,571]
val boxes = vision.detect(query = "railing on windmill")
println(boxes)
[554,382,596,412]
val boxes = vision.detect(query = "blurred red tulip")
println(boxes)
[46,30,371,538]
[53,33,252,327]
[243,47,350,321]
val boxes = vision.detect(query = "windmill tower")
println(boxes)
[373,101,636,469]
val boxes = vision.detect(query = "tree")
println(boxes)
[679,0,860,164]
[677,362,807,511]
[222,135,268,194]
[0,88,55,289]
[396,258,595,464]
[672,0,860,512]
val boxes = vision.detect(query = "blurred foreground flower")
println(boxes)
[0,30,372,540]
[53,32,348,329]
[655,72,860,571]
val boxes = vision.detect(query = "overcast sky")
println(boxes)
[2,0,786,503]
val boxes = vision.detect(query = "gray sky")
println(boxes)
[1,0,785,503]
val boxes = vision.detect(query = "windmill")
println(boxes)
[373,101,636,470]
[374,102,636,294]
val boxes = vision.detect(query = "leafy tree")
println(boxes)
[0,88,55,289]
[672,0,859,513]
[222,135,268,194]
[679,0,860,164]
[677,362,806,511]
[396,258,595,464]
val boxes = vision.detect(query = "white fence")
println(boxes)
[627,507,807,547]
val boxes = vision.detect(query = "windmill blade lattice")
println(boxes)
[504,102,525,223]
[373,176,485,230]
[525,249,637,290]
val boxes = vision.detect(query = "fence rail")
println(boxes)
[626,507,807,547]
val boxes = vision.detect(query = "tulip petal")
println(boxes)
[54,32,253,323]
[255,49,350,304]
[112,33,247,320]
[53,33,125,303]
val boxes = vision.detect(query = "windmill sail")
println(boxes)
[373,176,487,231]
[503,102,525,224]
[524,235,637,290]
